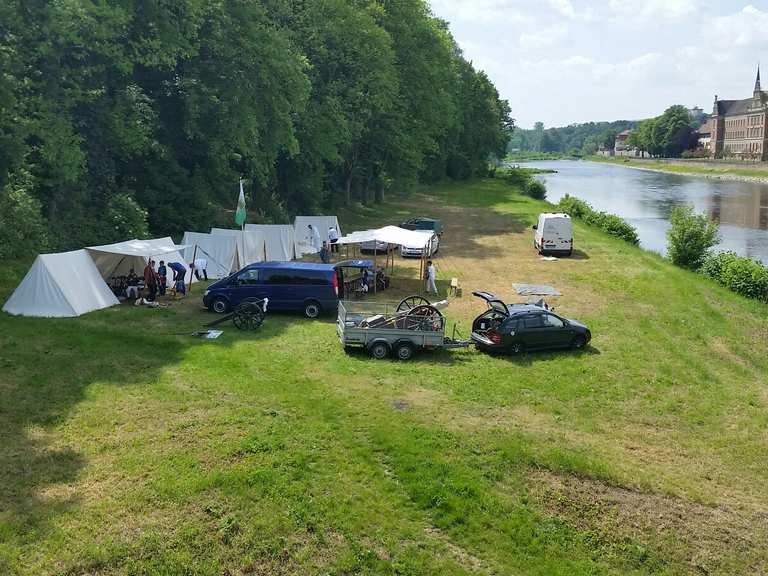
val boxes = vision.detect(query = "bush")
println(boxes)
[555,194,639,245]
[104,193,149,241]
[701,251,768,301]
[523,179,547,200]
[0,173,49,259]
[667,205,719,269]
[556,194,592,219]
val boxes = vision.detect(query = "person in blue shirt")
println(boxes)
[157,260,167,296]
[168,261,187,294]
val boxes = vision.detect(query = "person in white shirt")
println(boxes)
[191,258,208,281]
[328,226,339,253]
[426,260,437,294]
[308,224,322,254]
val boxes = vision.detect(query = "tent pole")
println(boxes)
[189,244,198,293]
[373,248,377,294]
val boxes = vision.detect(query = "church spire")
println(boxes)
[755,65,762,95]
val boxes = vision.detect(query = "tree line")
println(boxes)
[0,0,512,258]
[508,120,635,156]
[626,105,698,158]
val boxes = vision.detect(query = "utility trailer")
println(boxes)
[337,295,470,361]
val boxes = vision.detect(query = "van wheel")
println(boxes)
[211,297,229,314]
[304,301,322,319]
[369,341,390,360]
[395,342,415,361]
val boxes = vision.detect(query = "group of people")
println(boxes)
[123,259,202,302]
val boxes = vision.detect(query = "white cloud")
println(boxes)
[548,0,575,19]
[710,5,768,49]
[519,24,567,50]
[608,0,698,21]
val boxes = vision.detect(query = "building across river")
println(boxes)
[711,67,768,160]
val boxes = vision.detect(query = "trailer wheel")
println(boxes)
[395,342,415,361]
[369,341,390,360]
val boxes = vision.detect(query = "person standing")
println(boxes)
[157,260,167,296]
[144,259,158,302]
[308,224,322,255]
[328,225,339,253]
[125,268,140,299]
[426,260,438,295]
[319,241,330,264]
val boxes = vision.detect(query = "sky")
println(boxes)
[429,1,768,128]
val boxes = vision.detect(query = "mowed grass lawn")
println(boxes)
[1,179,767,575]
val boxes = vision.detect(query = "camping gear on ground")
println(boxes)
[337,295,470,361]
[533,213,573,256]
[512,283,562,296]
[205,297,267,331]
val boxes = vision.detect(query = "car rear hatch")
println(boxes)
[472,291,509,316]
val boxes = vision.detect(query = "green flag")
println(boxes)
[235,180,246,226]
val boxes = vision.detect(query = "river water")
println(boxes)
[521,160,768,264]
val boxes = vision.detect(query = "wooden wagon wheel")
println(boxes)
[232,301,265,331]
[403,304,442,331]
[396,295,431,313]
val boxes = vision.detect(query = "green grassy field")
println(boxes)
[2,179,767,575]
[587,155,768,179]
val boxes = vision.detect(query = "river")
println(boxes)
[521,160,768,264]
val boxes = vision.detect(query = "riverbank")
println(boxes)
[2,178,767,574]
[586,155,768,183]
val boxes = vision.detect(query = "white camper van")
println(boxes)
[533,213,573,256]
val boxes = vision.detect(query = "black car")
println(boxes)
[400,217,443,236]
[470,292,591,354]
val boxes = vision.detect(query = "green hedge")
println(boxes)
[701,252,768,302]
[555,194,639,245]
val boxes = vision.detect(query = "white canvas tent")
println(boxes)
[294,216,341,258]
[210,228,265,265]
[2,249,120,318]
[86,237,193,288]
[181,232,239,278]
[245,224,295,261]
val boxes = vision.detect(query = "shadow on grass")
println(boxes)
[478,345,601,366]
[0,295,307,541]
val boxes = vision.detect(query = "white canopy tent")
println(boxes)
[2,249,120,318]
[245,224,295,261]
[181,232,239,278]
[210,228,265,265]
[86,237,193,288]
[294,216,341,258]
[336,226,433,249]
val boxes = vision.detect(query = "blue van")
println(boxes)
[203,262,340,319]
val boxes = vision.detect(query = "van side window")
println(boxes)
[263,272,293,284]
[263,271,328,285]
[236,269,260,285]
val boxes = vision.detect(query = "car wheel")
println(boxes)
[211,297,229,314]
[369,341,390,360]
[509,342,524,355]
[395,342,415,361]
[571,335,587,349]
[304,301,321,319]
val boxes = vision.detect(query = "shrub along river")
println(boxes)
[523,160,768,264]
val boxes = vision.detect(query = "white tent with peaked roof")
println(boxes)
[245,224,295,261]
[2,249,119,318]
[181,232,239,278]
[86,237,193,288]
[210,228,266,265]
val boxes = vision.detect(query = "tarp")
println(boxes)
[294,216,341,257]
[2,249,119,317]
[513,283,562,296]
[336,226,433,248]
[181,232,239,278]
[210,228,265,265]
[87,237,193,288]
[245,224,295,261]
